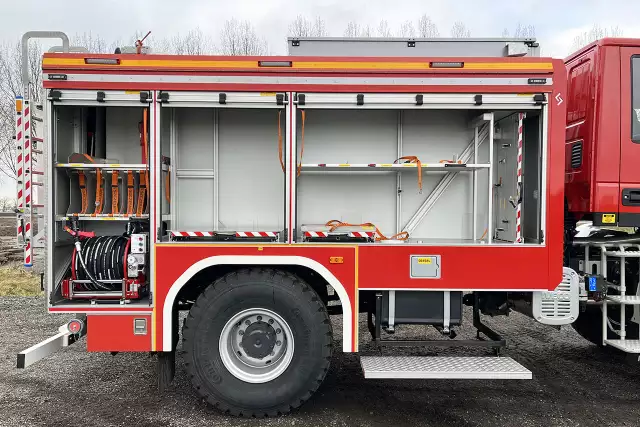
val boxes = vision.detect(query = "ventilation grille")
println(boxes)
[532,267,579,325]
[571,141,583,168]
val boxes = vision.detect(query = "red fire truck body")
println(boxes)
[565,38,640,226]
[20,34,602,416]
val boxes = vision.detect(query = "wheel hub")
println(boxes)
[241,321,276,359]
[219,308,294,384]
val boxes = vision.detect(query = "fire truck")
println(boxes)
[13,31,638,416]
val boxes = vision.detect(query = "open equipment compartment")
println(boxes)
[159,91,287,242]
[295,92,546,245]
[48,89,151,307]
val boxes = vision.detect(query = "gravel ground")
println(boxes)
[2,297,640,427]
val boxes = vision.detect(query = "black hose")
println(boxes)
[73,236,129,290]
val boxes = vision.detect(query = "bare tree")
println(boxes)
[71,32,110,53]
[165,28,213,55]
[219,19,268,55]
[398,20,416,38]
[360,25,373,38]
[0,196,17,212]
[514,24,536,38]
[501,28,510,38]
[312,16,328,37]
[0,40,43,183]
[377,20,392,37]
[450,22,471,38]
[289,15,328,37]
[289,15,313,37]
[344,21,361,38]
[417,15,439,37]
[571,24,623,52]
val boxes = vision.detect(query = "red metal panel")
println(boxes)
[618,47,640,214]
[86,315,151,352]
[153,245,358,352]
[358,245,555,291]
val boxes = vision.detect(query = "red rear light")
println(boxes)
[67,319,84,334]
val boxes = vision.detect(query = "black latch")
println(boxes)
[297,94,306,106]
[533,94,546,105]
[528,78,547,85]
[276,93,284,105]
[474,95,483,106]
[622,188,640,206]
[415,94,423,106]
[139,91,150,103]
[159,91,170,103]
[407,40,416,47]
[49,89,62,101]
[291,39,300,47]
[96,91,106,103]
[219,93,227,104]
[356,94,364,105]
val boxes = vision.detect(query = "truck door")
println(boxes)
[619,48,640,226]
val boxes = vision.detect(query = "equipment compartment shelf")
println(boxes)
[56,214,149,222]
[55,163,147,171]
[300,163,490,172]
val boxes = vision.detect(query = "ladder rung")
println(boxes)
[32,116,43,122]
[33,182,43,187]
[33,204,44,208]
[32,137,44,142]
[31,171,44,176]
[32,150,43,155]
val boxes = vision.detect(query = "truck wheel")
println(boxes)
[572,305,640,346]
[182,268,333,416]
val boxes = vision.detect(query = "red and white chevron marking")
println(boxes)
[349,231,375,238]
[15,105,23,209]
[304,231,328,238]
[235,231,278,238]
[516,112,524,244]
[170,231,215,237]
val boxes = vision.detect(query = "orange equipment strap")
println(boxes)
[94,168,104,215]
[325,219,409,241]
[142,109,149,209]
[136,171,147,216]
[395,155,422,193]
[126,171,135,215]
[297,110,305,177]
[165,167,171,204]
[78,172,88,214]
[277,110,285,172]
[111,171,119,214]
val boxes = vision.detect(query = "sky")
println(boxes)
[1,0,639,198]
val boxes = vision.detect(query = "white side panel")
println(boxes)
[400,110,488,239]
[297,110,397,233]
[218,109,284,231]
[494,114,519,242]
[176,108,215,170]
[177,178,214,230]
[106,107,143,163]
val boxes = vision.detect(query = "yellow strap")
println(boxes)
[79,172,88,214]
[111,171,119,214]
[165,167,171,204]
[126,171,134,215]
[277,110,285,172]
[297,110,305,177]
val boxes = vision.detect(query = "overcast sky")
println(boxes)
[1,0,638,198]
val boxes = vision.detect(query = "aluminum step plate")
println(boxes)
[604,339,640,353]
[360,356,532,380]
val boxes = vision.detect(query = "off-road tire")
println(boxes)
[183,268,333,416]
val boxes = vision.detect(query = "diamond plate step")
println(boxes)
[606,295,640,305]
[360,356,532,380]
[604,339,640,353]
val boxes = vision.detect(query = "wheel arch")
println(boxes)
[161,255,353,352]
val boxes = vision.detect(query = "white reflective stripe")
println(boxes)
[49,73,552,87]
[162,255,353,352]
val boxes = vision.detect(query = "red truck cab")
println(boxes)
[565,38,640,227]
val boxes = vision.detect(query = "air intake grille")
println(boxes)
[571,141,583,168]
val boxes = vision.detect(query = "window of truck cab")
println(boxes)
[633,56,640,142]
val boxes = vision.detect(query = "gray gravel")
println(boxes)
[2,297,640,427]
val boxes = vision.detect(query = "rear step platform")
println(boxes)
[360,356,532,380]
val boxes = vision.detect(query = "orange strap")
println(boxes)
[94,168,104,214]
[165,167,171,204]
[395,155,422,193]
[277,110,285,172]
[297,110,305,177]
[136,171,147,216]
[78,172,88,214]
[142,109,149,209]
[325,219,409,241]
[126,171,134,215]
[111,171,119,214]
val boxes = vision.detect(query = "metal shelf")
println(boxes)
[56,163,147,172]
[300,163,490,172]
[56,214,149,222]
[606,295,640,305]
[604,339,640,353]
